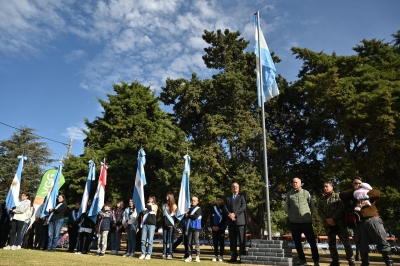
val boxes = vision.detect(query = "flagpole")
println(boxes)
[256,11,272,240]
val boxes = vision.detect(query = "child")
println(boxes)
[184,196,202,263]
[94,202,113,257]
[210,195,227,262]
[353,182,372,211]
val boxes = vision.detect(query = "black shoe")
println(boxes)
[228,258,238,263]
[99,253,105,257]
[348,260,355,266]
[330,260,340,266]
[93,253,100,256]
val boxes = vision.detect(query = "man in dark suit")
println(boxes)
[224,182,247,263]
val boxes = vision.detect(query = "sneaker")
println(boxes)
[195,256,200,262]
[219,256,224,262]
[299,259,308,266]
[11,245,17,250]
[3,245,11,250]
[145,254,151,260]
[162,254,166,259]
[75,252,82,255]
[212,256,218,262]
[123,253,130,257]
[129,254,135,258]
[17,245,21,250]
[167,254,172,260]
[184,256,192,262]
[99,253,105,257]
[139,254,146,259]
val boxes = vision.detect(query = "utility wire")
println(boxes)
[0,121,69,148]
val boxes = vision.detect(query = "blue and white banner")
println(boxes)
[133,148,146,214]
[254,16,279,105]
[78,160,96,218]
[41,161,64,218]
[177,154,190,220]
[5,155,27,211]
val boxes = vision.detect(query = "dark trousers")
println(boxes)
[354,217,391,254]
[290,222,319,261]
[78,231,94,253]
[212,229,225,257]
[10,220,25,246]
[34,220,44,248]
[0,217,10,248]
[42,225,49,250]
[228,224,246,258]
[67,228,79,252]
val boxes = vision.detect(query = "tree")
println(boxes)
[73,81,187,207]
[160,29,278,238]
[0,127,53,202]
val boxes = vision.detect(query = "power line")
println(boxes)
[0,121,69,148]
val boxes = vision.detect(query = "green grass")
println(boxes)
[0,244,399,265]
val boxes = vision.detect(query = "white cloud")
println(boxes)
[64,50,87,63]
[62,126,86,140]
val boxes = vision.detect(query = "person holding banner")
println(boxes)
[184,196,202,263]
[162,193,177,259]
[3,192,31,250]
[139,195,158,260]
[110,200,124,254]
[76,199,96,255]
[67,202,80,253]
[46,194,67,252]
[122,198,138,257]
[210,195,227,262]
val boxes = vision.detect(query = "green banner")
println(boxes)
[33,169,65,205]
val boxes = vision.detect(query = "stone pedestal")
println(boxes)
[241,239,293,265]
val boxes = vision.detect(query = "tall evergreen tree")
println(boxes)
[0,127,53,202]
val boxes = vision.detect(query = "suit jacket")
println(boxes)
[224,193,247,226]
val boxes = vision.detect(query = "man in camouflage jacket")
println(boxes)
[318,182,355,266]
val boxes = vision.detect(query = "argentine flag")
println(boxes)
[254,16,279,106]
[133,148,146,214]
[77,160,96,218]
[177,154,190,220]
[87,162,108,223]
[5,155,27,211]
[41,161,63,218]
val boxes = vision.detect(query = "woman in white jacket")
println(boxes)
[4,192,31,250]
[122,199,138,257]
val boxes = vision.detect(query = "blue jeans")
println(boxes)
[111,231,122,251]
[163,227,174,255]
[141,224,156,255]
[126,225,137,254]
[48,219,63,250]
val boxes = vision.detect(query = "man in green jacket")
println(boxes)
[286,178,319,266]
[318,182,355,266]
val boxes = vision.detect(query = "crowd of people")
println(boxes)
[0,182,248,264]
[1,178,394,266]
[287,177,394,266]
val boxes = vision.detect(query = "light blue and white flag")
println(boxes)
[87,162,108,223]
[177,154,190,220]
[5,155,27,211]
[77,160,96,218]
[41,161,64,218]
[133,148,146,214]
[254,16,279,106]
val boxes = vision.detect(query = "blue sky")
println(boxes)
[0,0,399,166]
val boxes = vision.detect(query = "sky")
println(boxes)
[0,0,399,167]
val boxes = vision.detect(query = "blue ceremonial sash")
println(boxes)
[48,202,62,221]
[141,212,149,228]
[185,206,200,236]
[163,204,175,227]
[213,205,222,223]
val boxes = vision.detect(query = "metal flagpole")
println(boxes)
[256,10,272,240]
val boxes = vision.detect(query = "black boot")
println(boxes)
[329,260,340,266]
[382,251,393,266]
[360,252,369,266]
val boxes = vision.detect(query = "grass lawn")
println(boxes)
[0,244,399,265]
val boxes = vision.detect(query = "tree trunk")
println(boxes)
[246,204,265,239]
